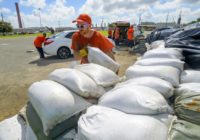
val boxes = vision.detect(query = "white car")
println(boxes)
[43,30,76,59]
[43,30,115,59]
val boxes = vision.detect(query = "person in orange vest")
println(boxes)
[108,27,113,39]
[33,32,46,58]
[71,14,115,64]
[127,25,134,48]
[114,27,120,46]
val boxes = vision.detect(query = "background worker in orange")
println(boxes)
[108,27,113,39]
[114,27,120,46]
[33,32,46,58]
[127,25,134,48]
[71,14,115,64]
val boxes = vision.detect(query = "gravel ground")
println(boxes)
[0,36,138,121]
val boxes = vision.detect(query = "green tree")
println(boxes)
[197,18,200,22]
[0,21,13,34]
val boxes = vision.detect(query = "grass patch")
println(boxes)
[99,30,108,36]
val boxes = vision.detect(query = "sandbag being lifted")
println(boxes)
[88,47,120,72]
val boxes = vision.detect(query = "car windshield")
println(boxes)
[49,32,65,39]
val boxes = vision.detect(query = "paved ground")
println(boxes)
[0,36,138,121]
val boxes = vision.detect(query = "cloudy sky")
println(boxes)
[0,0,200,28]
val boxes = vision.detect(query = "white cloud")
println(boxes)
[8,0,76,28]
[5,0,200,28]
[19,0,46,9]
[0,7,11,14]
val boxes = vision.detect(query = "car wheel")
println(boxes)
[57,47,71,59]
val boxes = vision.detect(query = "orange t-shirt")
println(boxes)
[34,35,46,48]
[127,28,134,40]
[71,30,114,63]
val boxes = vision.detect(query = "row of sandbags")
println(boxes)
[25,47,121,140]
[0,47,121,140]
[25,59,121,139]
[75,48,186,140]
[143,42,200,139]
[168,70,200,140]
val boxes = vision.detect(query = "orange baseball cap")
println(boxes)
[72,14,92,25]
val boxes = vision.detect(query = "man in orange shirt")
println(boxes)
[127,25,134,48]
[71,14,115,64]
[33,32,46,58]
[114,27,120,46]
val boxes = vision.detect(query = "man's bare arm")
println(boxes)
[106,51,115,61]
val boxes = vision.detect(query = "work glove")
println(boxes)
[79,48,88,57]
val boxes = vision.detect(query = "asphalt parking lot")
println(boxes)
[0,36,137,121]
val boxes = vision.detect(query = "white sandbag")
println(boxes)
[142,48,183,60]
[49,68,105,98]
[135,58,184,71]
[115,76,174,98]
[28,80,91,136]
[181,70,200,83]
[150,40,165,50]
[0,115,26,140]
[175,83,200,97]
[99,85,171,115]
[125,65,180,87]
[75,63,120,87]
[88,47,120,72]
[77,105,168,140]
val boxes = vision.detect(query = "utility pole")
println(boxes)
[1,12,3,22]
[1,11,5,35]
[15,2,23,28]
[101,17,104,30]
[165,12,169,27]
[177,9,182,26]
[38,8,42,28]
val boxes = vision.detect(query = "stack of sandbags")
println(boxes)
[0,115,26,140]
[27,80,91,140]
[77,105,173,140]
[88,47,120,73]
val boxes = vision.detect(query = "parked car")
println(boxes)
[43,30,76,59]
[43,30,115,59]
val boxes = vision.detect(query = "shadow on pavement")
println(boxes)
[29,55,74,66]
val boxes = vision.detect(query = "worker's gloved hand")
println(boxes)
[79,48,88,57]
